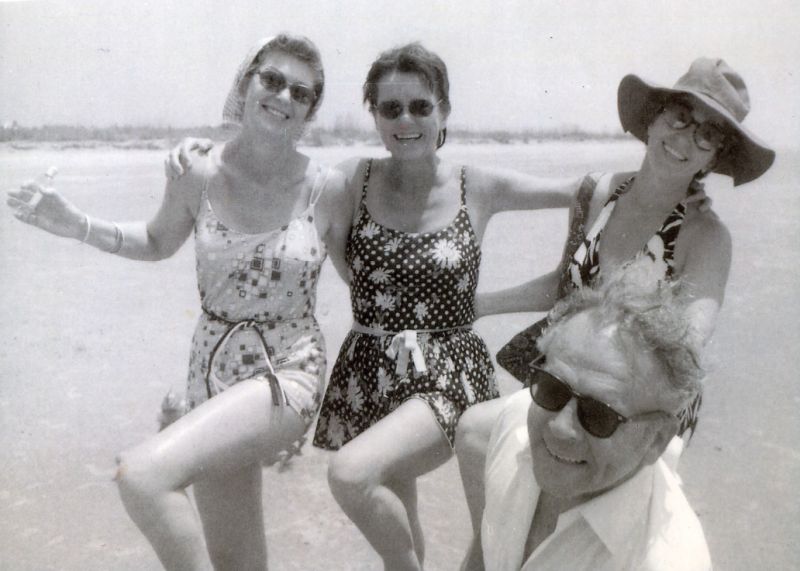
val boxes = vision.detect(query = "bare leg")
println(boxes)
[327,399,452,571]
[454,396,510,532]
[388,478,424,565]
[194,463,266,571]
[454,396,511,571]
[115,379,305,571]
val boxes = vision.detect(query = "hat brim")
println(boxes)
[618,74,775,186]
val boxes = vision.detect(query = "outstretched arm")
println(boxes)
[7,163,201,261]
[474,174,594,318]
[475,270,560,318]
[470,166,581,216]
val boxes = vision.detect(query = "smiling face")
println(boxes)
[527,310,674,503]
[645,99,721,178]
[372,71,446,160]
[241,51,317,141]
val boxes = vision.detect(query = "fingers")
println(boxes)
[165,147,190,180]
[7,185,43,212]
[164,138,214,180]
[164,155,184,180]
[194,140,214,155]
[10,204,38,225]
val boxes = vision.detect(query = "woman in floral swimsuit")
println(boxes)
[311,43,588,570]
[8,34,351,569]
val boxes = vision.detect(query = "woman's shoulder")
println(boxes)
[681,204,731,244]
[581,171,631,221]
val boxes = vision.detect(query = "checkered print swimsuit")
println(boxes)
[184,165,330,431]
[313,160,497,450]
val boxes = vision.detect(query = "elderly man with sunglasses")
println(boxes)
[470,267,711,571]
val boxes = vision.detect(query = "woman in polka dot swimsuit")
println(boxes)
[313,160,493,450]
[313,44,585,569]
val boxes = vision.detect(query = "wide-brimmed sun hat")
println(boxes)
[618,57,775,186]
[222,36,275,125]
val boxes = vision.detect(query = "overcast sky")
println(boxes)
[1,0,798,146]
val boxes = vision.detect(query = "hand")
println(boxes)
[7,178,87,240]
[164,137,215,180]
[686,180,713,212]
[157,389,186,431]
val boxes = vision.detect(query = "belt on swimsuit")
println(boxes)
[202,308,287,407]
[351,322,472,375]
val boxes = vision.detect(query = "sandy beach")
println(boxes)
[1,141,798,570]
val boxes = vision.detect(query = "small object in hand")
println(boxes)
[158,389,186,430]
[27,166,58,211]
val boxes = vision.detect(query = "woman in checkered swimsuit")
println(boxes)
[8,35,352,569]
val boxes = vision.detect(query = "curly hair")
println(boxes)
[241,33,325,120]
[538,263,705,412]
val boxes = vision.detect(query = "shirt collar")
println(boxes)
[569,463,655,554]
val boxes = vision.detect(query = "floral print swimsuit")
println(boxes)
[568,174,700,435]
[313,160,497,449]
[568,175,687,286]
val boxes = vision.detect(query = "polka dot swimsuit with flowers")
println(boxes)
[313,160,498,450]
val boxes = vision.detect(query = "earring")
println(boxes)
[436,128,447,149]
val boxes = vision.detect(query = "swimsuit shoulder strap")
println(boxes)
[360,159,373,204]
[651,200,689,278]
[307,163,332,208]
[459,165,468,209]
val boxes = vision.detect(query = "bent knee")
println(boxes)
[114,449,165,500]
[327,447,379,501]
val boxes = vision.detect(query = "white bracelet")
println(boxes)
[108,223,124,254]
[80,215,92,243]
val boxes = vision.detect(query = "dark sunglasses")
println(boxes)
[375,99,438,120]
[661,102,726,152]
[529,365,668,438]
[255,68,315,106]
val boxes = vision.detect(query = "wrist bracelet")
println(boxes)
[108,223,124,254]
[80,215,92,243]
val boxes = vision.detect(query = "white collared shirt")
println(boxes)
[481,390,711,571]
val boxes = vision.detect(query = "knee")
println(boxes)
[327,447,378,505]
[455,406,492,464]
[114,448,163,505]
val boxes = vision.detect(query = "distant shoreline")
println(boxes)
[0,124,628,151]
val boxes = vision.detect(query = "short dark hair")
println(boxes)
[242,33,325,120]
[363,42,451,118]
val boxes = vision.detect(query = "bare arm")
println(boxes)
[7,159,202,261]
[475,270,560,317]
[315,167,353,284]
[474,175,594,318]
[470,166,581,217]
[676,211,732,346]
